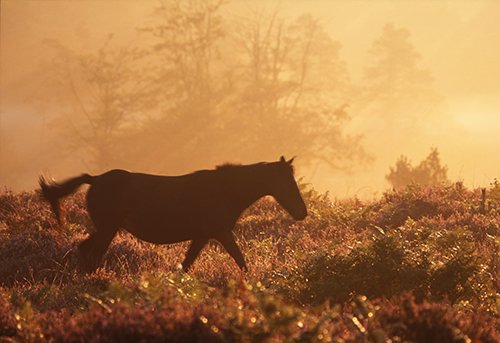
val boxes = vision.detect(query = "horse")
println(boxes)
[39,156,307,272]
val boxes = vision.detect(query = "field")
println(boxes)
[0,182,498,342]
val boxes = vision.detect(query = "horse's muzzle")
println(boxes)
[294,209,308,221]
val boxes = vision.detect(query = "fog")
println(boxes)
[1,0,499,197]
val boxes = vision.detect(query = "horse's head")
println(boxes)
[268,156,308,221]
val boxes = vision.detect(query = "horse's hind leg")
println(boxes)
[182,239,208,272]
[78,226,117,273]
[216,232,248,272]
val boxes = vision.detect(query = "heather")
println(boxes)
[0,183,498,342]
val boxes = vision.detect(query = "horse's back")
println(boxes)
[123,171,225,225]
[85,169,228,243]
[86,169,177,212]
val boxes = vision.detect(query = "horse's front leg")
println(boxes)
[182,238,208,272]
[216,232,248,272]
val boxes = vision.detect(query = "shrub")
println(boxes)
[0,288,17,338]
[289,222,488,310]
[374,294,499,343]
[386,148,449,190]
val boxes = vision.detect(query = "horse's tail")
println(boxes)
[39,173,94,224]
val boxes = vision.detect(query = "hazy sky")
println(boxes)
[1,0,499,196]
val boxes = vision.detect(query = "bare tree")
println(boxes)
[231,11,365,168]
[133,5,368,172]
[40,36,154,171]
[130,0,230,171]
[39,3,368,175]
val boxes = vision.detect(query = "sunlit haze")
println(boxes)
[1,0,499,197]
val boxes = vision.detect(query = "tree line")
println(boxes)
[36,0,440,180]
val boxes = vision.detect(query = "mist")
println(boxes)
[1,0,499,197]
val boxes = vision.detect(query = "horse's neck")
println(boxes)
[228,168,270,210]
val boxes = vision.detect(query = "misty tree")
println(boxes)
[230,11,366,168]
[39,36,153,171]
[359,24,441,126]
[386,148,449,190]
[127,0,232,171]
[133,1,367,172]
[38,1,368,174]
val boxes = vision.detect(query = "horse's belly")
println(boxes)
[120,195,228,244]
[122,216,204,244]
[127,229,190,244]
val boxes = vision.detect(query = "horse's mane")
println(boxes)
[215,162,271,170]
[215,161,294,175]
[215,162,242,170]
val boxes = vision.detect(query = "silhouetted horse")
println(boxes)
[39,156,307,272]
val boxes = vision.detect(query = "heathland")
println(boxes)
[0,182,498,342]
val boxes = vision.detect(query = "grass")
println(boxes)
[0,181,498,342]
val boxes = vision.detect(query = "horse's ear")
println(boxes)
[279,155,286,163]
[287,156,296,165]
